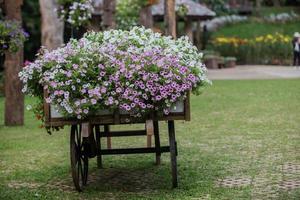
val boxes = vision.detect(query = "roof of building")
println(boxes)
[92,0,215,21]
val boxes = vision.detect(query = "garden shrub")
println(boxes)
[211,33,292,64]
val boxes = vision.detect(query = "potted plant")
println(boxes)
[19,27,210,130]
[225,57,237,68]
[0,20,29,55]
[204,54,219,69]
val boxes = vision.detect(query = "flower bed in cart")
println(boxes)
[19,27,209,129]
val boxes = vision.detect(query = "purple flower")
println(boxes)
[91,99,97,105]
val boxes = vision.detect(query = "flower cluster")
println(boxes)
[212,33,292,65]
[0,20,29,54]
[57,0,93,27]
[214,33,291,46]
[19,27,208,120]
[214,37,248,47]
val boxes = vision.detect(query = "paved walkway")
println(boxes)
[207,65,300,80]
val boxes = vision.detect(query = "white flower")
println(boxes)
[26,105,32,110]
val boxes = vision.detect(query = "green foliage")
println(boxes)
[213,21,300,39]
[258,6,300,16]
[116,0,148,30]
[209,18,300,64]
[210,33,292,64]
[22,0,41,61]
[201,0,233,16]
[177,3,189,18]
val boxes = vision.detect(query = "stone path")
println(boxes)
[207,65,300,80]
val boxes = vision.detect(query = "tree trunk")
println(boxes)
[4,0,24,126]
[164,0,176,38]
[273,0,281,7]
[139,5,153,29]
[39,0,64,50]
[184,20,193,42]
[195,21,202,49]
[256,0,262,8]
[103,0,116,30]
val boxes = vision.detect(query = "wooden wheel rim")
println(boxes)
[70,125,88,191]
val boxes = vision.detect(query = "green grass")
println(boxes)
[212,21,300,39]
[1,80,300,199]
[258,6,300,16]
[211,6,300,39]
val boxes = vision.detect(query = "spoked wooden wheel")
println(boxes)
[70,124,89,191]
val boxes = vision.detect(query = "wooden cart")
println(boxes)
[44,92,190,191]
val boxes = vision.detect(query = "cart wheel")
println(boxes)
[70,124,89,192]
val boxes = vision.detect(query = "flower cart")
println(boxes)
[45,92,190,191]
[19,27,209,191]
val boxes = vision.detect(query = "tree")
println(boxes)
[103,0,116,29]
[256,0,262,8]
[139,5,153,29]
[39,0,64,50]
[164,0,176,38]
[4,0,24,126]
[272,0,281,7]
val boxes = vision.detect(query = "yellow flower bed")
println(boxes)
[211,33,292,65]
[214,33,291,46]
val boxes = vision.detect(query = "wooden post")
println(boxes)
[4,0,24,126]
[195,21,202,49]
[139,5,153,29]
[104,125,111,149]
[184,20,193,42]
[102,0,116,147]
[146,120,154,148]
[165,0,178,188]
[39,0,64,50]
[164,0,176,38]
[102,0,116,30]
[95,125,102,168]
[153,121,161,165]
[168,120,178,188]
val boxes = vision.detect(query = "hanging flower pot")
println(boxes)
[0,20,28,55]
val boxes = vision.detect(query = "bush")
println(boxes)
[210,33,292,65]
[116,0,148,30]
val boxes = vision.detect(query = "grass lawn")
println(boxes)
[211,6,300,39]
[258,6,300,16]
[0,79,300,199]
[212,21,300,39]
